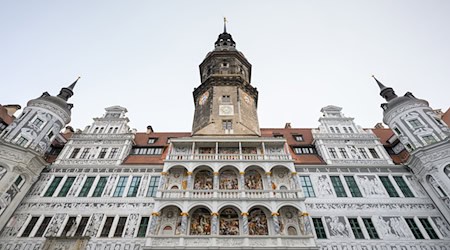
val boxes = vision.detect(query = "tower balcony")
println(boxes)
[166,137,292,162]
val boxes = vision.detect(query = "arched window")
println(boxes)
[163,226,173,235]
[219,170,238,190]
[193,170,213,190]
[219,208,239,235]
[248,208,268,235]
[444,165,450,180]
[288,226,298,235]
[190,208,211,235]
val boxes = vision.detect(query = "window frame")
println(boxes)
[362,218,379,239]
[92,176,108,197]
[312,218,327,239]
[57,177,76,197]
[393,176,414,197]
[44,177,63,197]
[147,176,161,197]
[379,176,399,197]
[330,176,347,197]
[113,176,129,197]
[344,176,362,197]
[127,176,142,197]
[299,176,315,197]
[348,218,365,239]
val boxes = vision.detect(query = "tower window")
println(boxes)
[335,127,341,133]
[108,148,119,158]
[293,135,304,141]
[137,217,150,237]
[47,130,54,139]
[114,217,128,237]
[17,136,29,146]
[419,218,439,239]
[69,148,81,158]
[222,120,232,130]
[98,148,108,159]
[100,217,114,237]
[34,216,52,237]
[358,148,369,159]
[409,119,422,129]
[368,148,379,158]
[222,95,231,102]
[80,148,91,159]
[328,148,338,158]
[344,176,362,197]
[339,148,349,158]
[394,127,402,135]
[422,135,437,145]
[32,118,44,127]
[21,217,39,237]
[343,127,348,133]
[348,127,354,133]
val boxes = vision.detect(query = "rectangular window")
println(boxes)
[14,176,23,187]
[335,127,341,133]
[113,176,129,197]
[299,176,315,197]
[57,177,75,197]
[393,176,414,197]
[348,218,364,239]
[328,148,338,158]
[405,218,424,239]
[137,217,149,237]
[362,218,379,239]
[330,176,347,197]
[114,217,127,237]
[32,118,44,127]
[358,148,369,159]
[409,119,422,129]
[293,147,316,155]
[78,177,95,197]
[422,135,437,144]
[293,135,304,142]
[419,218,439,239]
[313,218,327,239]
[98,148,108,159]
[100,217,115,237]
[108,148,119,159]
[368,148,379,158]
[34,216,52,237]
[127,176,142,197]
[74,217,90,236]
[17,136,29,146]
[222,120,232,130]
[147,176,160,197]
[79,148,91,159]
[92,177,108,197]
[61,217,77,236]
[348,127,354,133]
[339,148,348,158]
[21,217,39,237]
[44,177,63,197]
[343,127,348,133]
[344,176,362,197]
[222,95,231,102]
[69,148,80,158]
[394,127,402,135]
[147,138,157,144]
[379,176,399,197]
[47,130,54,139]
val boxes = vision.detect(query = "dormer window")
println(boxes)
[293,135,304,142]
[222,63,229,67]
[148,138,157,144]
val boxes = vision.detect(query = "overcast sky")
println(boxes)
[1,1,449,132]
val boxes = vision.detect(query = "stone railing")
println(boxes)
[330,159,391,165]
[58,159,119,165]
[158,189,303,200]
[313,133,377,140]
[166,153,291,161]
[145,236,316,249]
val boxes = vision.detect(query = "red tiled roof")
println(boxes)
[0,105,14,125]
[442,108,450,126]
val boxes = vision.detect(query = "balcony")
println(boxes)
[166,153,291,161]
[157,189,304,201]
[145,235,316,249]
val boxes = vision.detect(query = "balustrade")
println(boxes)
[167,153,290,161]
[159,189,301,200]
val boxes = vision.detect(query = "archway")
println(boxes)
[189,207,211,235]
[248,207,269,235]
[219,206,240,235]
[219,166,239,190]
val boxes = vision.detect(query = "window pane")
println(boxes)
[344,176,362,197]
[137,217,149,237]
[348,218,364,239]
[100,217,115,237]
[61,217,77,236]
[92,177,108,197]
[74,217,90,236]
[113,176,129,197]
[330,176,347,197]
[78,177,95,197]
[393,176,414,197]
[114,217,128,237]
[127,176,142,197]
[57,177,75,197]
[362,218,379,239]
[299,176,315,197]
[21,217,39,237]
[147,176,161,197]
[44,177,62,197]
[69,148,80,158]
[419,218,439,239]
[405,218,424,239]
[369,148,379,159]
[312,218,327,239]
[379,176,399,197]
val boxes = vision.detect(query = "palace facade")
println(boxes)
[0,27,449,250]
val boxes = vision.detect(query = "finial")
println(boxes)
[68,76,80,90]
[372,75,387,91]
[223,17,227,33]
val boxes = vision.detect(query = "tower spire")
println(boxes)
[68,76,80,91]
[372,75,397,102]
[57,76,79,101]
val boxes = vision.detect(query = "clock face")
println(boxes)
[219,105,234,116]
[199,92,209,106]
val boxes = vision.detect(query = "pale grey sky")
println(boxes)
[1,1,449,132]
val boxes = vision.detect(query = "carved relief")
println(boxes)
[124,214,139,237]
[1,213,29,237]
[405,176,427,197]
[219,170,238,190]
[219,208,239,235]
[85,213,104,237]
[325,216,349,238]
[67,174,85,196]
[190,208,211,235]
[356,175,386,197]
[373,216,412,239]
[137,175,149,197]
[432,217,450,238]
[244,170,263,190]
[157,207,181,236]
[248,208,268,235]
[194,170,213,190]
[103,174,118,196]
[315,175,333,197]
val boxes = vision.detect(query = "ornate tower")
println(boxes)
[0,78,78,231]
[192,23,260,136]
[374,76,450,222]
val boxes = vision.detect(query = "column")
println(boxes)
[241,212,249,235]
[291,172,301,190]
[298,211,312,235]
[272,212,280,235]
[266,172,274,198]
[159,172,167,189]
[149,212,160,235]
[240,172,246,198]
[213,172,219,189]
[186,172,193,190]
[211,212,219,235]
[179,212,189,235]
